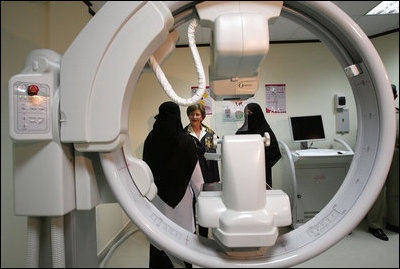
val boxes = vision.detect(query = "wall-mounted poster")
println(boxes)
[265,84,286,113]
[191,86,213,115]
[221,97,255,122]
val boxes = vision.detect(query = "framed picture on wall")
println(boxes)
[221,97,256,122]
[191,86,213,115]
[265,84,286,113]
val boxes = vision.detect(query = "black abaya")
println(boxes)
[236,103,282,188]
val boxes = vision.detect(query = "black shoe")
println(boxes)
[368,228,389,241]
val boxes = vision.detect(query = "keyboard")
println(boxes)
[294,149,344,156]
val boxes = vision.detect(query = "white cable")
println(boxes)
[99,228,139,268]
[26,217,41,268]
[50,216,66,268]
[148,18,206,106]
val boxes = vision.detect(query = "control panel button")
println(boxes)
[27,85,39,96]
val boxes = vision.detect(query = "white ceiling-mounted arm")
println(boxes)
[196,1,283,100]
[60,1,174,152]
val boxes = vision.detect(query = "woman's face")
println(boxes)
[189,109,203,127]
[245,107,254,116]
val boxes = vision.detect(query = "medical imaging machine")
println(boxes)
[279,115,355,228]
[8,1,396,268]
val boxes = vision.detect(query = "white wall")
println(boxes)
[1,1,398,267]
[131,43,348,179]
[372,33,399,104]
[1,2,49,267]
[129,31,398,195]
[129,34,399,161]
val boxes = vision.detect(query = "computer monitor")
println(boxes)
[289,115,326,148]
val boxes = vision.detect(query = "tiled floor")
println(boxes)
[102,219,399,268]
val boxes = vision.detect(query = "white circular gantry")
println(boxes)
[61,1,396,267]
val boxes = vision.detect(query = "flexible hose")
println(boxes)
[99,228,139,268]
[148,18,206,106]
[50,216,66,268]
[26,217,41,268]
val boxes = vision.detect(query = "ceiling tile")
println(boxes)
[355,14,400,36]
[332,1,382,16]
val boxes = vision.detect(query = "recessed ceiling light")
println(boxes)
[366,1,399,15]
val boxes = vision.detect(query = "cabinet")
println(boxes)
[279,139,354,228]
[293,154,353,225]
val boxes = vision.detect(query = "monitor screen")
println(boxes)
[289,115,326,142]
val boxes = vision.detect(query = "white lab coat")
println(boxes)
[152,162,203,232]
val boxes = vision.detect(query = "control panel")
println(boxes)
[9,49,77,216]
[11,81,51,139]
[8,49,61,141]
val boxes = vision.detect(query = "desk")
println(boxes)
[279,139,354,228]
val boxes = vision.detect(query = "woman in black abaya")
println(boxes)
[143,101,203,268]
[236,103,282,189]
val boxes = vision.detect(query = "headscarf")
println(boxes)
[236,103,282,168]
[143,102,198,208]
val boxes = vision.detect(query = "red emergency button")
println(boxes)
[27,85,39,96]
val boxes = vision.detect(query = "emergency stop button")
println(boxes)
[27,85,39,96]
